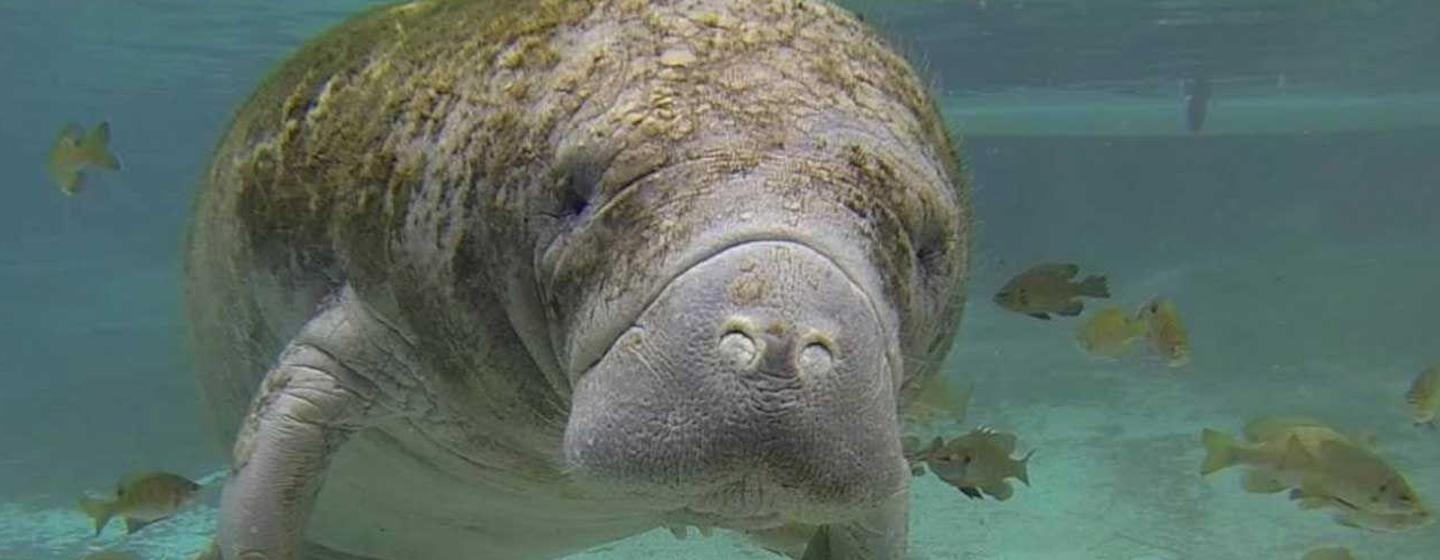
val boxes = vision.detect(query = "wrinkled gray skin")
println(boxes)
[185,1,969,559]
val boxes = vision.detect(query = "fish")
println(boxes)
[903,374,973,429]
[1316,501,1433,533]
[1201,417,1428,529]
[1405,365,1440,427]
[47,121,121,196]
[1182,76,1212,133]
[993,263,1108,320]
[902,435,942,477]
[1302,546,1355,560]
[78,471,201,536]
[1075,306,1147,359]
[919,427,1032,501]
[1287,439,1425,516]
[1135,297,1189,367]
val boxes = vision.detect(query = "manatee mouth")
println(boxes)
[562,240,908,523]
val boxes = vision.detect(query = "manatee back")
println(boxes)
[183,0,580,446]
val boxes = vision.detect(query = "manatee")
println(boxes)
[184,1,970,559]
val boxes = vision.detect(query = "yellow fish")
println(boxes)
[915,427,1032,501]
[78,471,200,536]
[993,263,1108,320]
[1201,417,1428,529]
[47,121,120,196]
[1405,364,1439,427]
[1075,306,1147,359]
[1302,547,1355,560]
[1136,297,1189,367]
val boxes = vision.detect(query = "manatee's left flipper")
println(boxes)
[810,490,909,560]
[218,287,405,560]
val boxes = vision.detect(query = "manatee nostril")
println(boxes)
[718,330,760,370]
[797,342,833,376]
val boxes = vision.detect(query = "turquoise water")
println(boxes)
[2,1,1437,559]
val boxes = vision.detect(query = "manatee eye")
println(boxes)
[550,144,608,220]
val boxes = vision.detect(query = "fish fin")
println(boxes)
[1241,416,1325,443]
[1058,300,1084,316]
[81,122,121,170]
[125,516,163,534]
[984,481,1014,501]
[1028,263,1078,278]
[1199,429,1237,475]
[1331,514,1363,530]
[57,122,84,142]
[800,524,830,560]
[1076,275,1109,298]
[991,432,1018,454]
[1027,313,1051,320]
[1241,470,1288,494]
[1015,449,1034,486]
[78,497,113,536]
[59,170,85,196]
[957,486,983,499]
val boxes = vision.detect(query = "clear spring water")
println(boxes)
[2,1,1438,558]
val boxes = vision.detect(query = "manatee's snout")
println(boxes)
[563,241,907,524]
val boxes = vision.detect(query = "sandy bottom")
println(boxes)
[6,240,1438,560]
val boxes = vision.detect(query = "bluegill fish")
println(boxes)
[911,427,1032,501]
[1075,306,1147,359]
[1201,417,1429,531]
[1136,297,1189,367]
[994,263,1108,320]
[78,471,200,536]
[47,121,120,196]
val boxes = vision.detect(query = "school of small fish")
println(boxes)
[996,262,1190,368]
[989,259,1433,557]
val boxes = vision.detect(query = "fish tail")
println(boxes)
[1076,275,1109,298]
[1016,449,1035,486]
[81,121,121,170]
[78,497,114,536]
[1200,429,1237,475]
